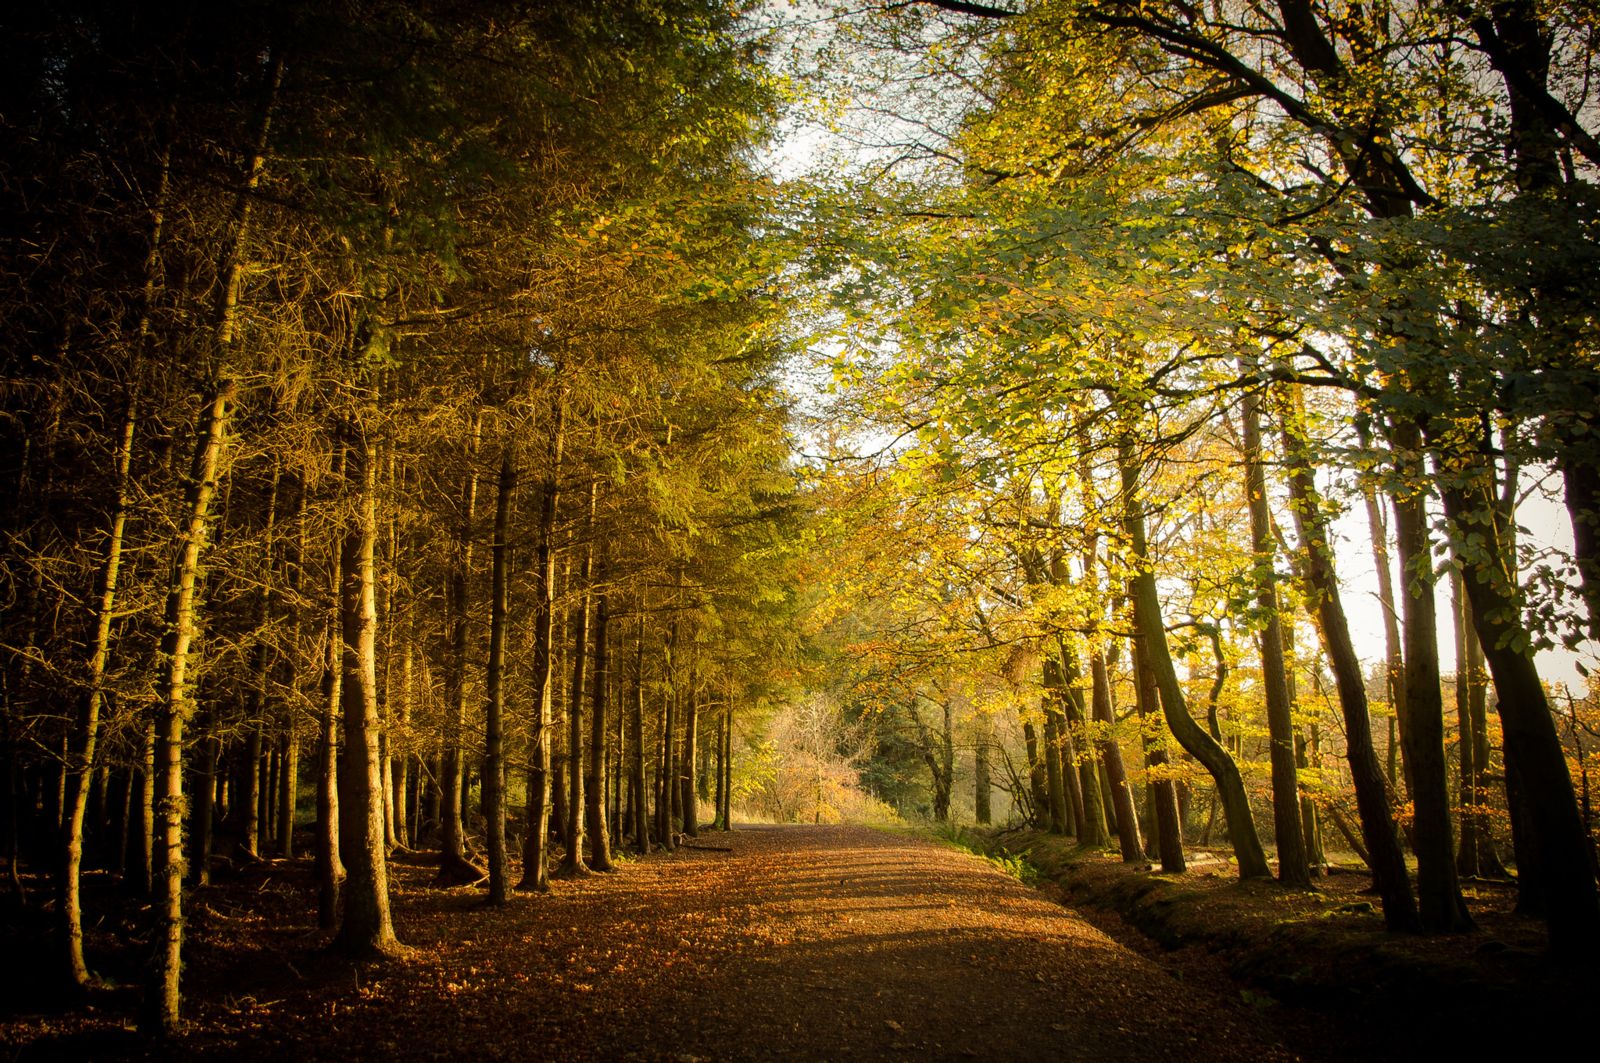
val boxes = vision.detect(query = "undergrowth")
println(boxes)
[924,822,1043,887]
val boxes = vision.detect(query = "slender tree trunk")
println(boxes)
[142,380,234,1036]
[1089,644,1141,861]
[1133,635,1184,872]
[1039,701,1069,835]
[1241,386,1311,885]
[136,720,155,895]
[585,555,614,871]
[657,623,678,850]
[189,722,217,888]
[60,389,138,988]
[1021,717,1048,828]
[1390,418,1474,933]
[519,393,563,890]
[1559,439,1600,644]
[439,413,479,883]
[333,427,401,957]
[1060,675,1107,846]
[681,674,700,838]
[1281,407,1417,925]
[482,441,515,904]
[1120,435,1270,879]
[1453,570,1483,878]
[629,620,651,852]
[1358,420,1411,798]
[558,481,596,876]
[974,713,992,826]
[316,519,344,929]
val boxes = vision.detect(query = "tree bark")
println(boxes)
[332,427,402,957]
[1241,386,1311,886]
[1436,437,1600,950]
[519,391,563,891]
[1389,418,1474,933]
[585,553,614,871]
[482,440,515,904]
[1132,634,1184,872]
[316,502,345,930]
[629,621,651,852]
[60,389,138,988]
[438,412,479,884]
[558,480,596,876]
[143,380,234,1036]
[1089,643,1142,861]
[681,672,700,838]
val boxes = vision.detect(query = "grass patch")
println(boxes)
[922,822,1044,888]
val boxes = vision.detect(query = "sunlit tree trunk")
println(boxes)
[482,440,515,904]
[1293,429,1414,901]
[628,620,651,853]
[143,380,235,1036]
[681,670,700,838]
[333,425,401,957]
[60,391,137,988]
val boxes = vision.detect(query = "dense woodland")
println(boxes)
[2,0,1599,1046]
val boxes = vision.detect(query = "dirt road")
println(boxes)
[9,824,1305,1061]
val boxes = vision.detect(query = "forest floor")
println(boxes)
[974,828,1595,1061]
[0,823,1428,1062]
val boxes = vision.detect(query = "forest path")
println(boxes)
[21,825,1306,1061]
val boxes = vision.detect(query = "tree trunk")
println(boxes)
[1089,644,1142,861]
[1438,442,1600,950]
[1241,386,1311,886]
[519,392,563,891]
[1281,404,1418,926]
[1120,436,1270,879]
[60,389,138,988]
[189,723,217,888]
[974,713,992,827]
[1039,703,1069,835]
[332,427,401,958]
[482,440,515,904]
[1133,634,1184,872]
[657,622,678,850]
[1559,402,1600,644]
[629,621,651,852]
[1357,421,1411,798]
[1390,419,1474,933]
[438,413,479,883]
[585,554,614,871]
[142,380,234,1036]
[1021,717,1048,828]
[558,481,596,876]
[316,533,344,930]
[1060,675,1108,846]
[681,674,699,839]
